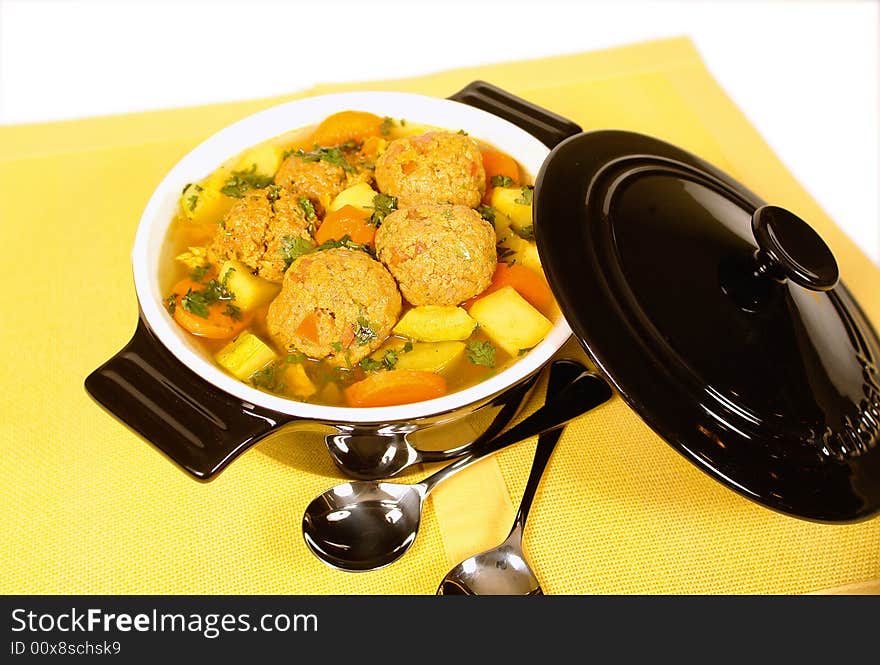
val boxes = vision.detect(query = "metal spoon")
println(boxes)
[435,359,582,595]
[323,373,537,480]
[302,360,612,572]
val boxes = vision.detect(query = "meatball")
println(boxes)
[208,185,314,283]
[266,248,402,366]
[374,204,496,306]
[374,131,485,207]
[275,147,372,216]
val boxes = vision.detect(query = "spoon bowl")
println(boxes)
[437,539,542,595]
[303,482,426,572]
[303,361,612,572]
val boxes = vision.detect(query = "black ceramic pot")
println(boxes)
[87,82,880,522]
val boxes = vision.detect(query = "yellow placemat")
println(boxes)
[1,37,878,595]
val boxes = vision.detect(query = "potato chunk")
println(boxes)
[219,261,281,312]
[216,331,278,380]
[491,186,533,235]
[395,341,466,373]
[180,183,233,225]
[468,286,552,356]
[236,143,283,179]
[329,182,379,214]
[393,306,476,342]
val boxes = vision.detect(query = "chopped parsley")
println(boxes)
[180,290,210,318]
[490,175,514,188]
[380,116,393,136]
[293,144,357,173]
[266,184,283,211]
[359,348,401,373]
[285,352,306,364]
[179,270,236,318]
[477,204,496,226]
[224,302,242,320]
[457,129,468,135]
[466,340,496,368]
[354,317,378,346]
[515,225,535,241]
[517,347,533,357]
[299,197,316,221]
[279,235,316,270]
[497,244,517,264]
[250,363,286,394]
[314,234,374,256]
[189,263,212,283]
[368,193,397,226]
[331,341,344,353]
[403,341,413,353]
[220,165,274,198]
[514,186,534,205]
[165,293,178,315]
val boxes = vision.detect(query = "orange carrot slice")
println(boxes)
[315,205,375,246]
[345,370,447,407]
[170,278,252,340]
[312,111,384,147]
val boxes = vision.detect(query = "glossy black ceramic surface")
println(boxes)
[533,130,880,522]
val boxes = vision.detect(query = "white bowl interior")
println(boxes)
[133,91,572,422]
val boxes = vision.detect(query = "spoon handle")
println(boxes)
[511,357,585,533]
[421,368,612,494]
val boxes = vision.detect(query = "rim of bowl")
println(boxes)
[133,91,572,422]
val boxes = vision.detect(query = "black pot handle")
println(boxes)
[84,316,294,481]
[448,80,582,148]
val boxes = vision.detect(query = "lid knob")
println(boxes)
[751,205,839,291]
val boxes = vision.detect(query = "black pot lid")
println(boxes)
[534,130,880,523]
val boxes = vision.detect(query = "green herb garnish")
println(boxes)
[314,234,374,256]
[477,204,496,226]
[515,225,535,241]
[293,144,357,173]
[457,129,468,136]
[466,340,496,368]
[368,193,397,226]
[285,352,306,364]
[514,186,533,205]
[490,175,514,188]
[354,317,378,346]
[189,263,212,283]
[359,348,400,373]
[220,165,274,198]
[299,197,316,221]
[165,293,178,315]
[331,342,344,353]
[224,302,242,320]
[402,341,413,353]
[380,117,393,136]
[279,235,316,270]
[180,290,209,318]
[250,363,286,393]
[497,244,517,265]
[179,272,236,318]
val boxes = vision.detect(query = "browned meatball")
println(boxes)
[374,204,495,306]
[208,185,314,283]
[266,248,402,366]
[275,146,372,216]
[374,131,485,207]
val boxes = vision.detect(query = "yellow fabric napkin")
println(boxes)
[1,37,878,595]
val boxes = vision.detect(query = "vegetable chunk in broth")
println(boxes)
[160,111,558,408]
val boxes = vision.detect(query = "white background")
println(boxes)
[1,0,878,264]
